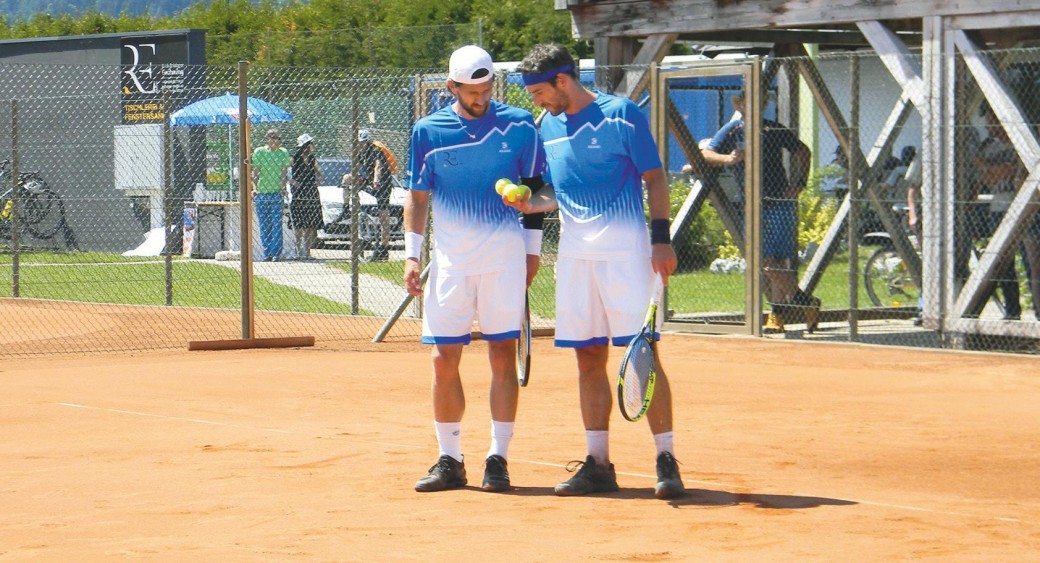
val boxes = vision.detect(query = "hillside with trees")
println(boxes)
[0,0,196,19]
[0,0,592,68]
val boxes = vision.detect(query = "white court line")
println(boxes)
[58,402,294,434]
[58,402,424,447]
[57,402,1024,524]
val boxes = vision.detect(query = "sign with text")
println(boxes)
[120,35,189,124]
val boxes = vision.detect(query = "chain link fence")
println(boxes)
[662,46,1040,354]
[0,61,557,356]
[205,23,483,68]
[3,44,1040,356]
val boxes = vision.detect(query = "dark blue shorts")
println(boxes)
[763,200,797,260]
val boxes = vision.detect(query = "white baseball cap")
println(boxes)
[449,45,494,85]
[296,133,314,147]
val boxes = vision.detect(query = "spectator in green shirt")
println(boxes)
[251,129,290,261]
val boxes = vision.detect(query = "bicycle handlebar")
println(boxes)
[0,160,41,182]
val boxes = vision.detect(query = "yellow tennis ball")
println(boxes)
[495,178,512,195]
[516,184,531,199]
[503,183,522,203]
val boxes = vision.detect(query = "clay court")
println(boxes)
[3,317,1040,560]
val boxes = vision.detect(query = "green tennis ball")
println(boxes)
[495,178,512,195]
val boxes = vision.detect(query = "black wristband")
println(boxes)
[520,175,547,230]
[522,212,545,230]
[650,219,671,245]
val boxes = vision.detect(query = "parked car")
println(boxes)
[313,157,405,249]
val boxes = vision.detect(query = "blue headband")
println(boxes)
[521,64,575,86]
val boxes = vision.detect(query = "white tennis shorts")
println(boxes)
[554,256,657,348]
[421,260,526,345]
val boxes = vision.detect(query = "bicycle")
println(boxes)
[0,159,78,250]
[861,204,919,307]
[861,203,1004,314]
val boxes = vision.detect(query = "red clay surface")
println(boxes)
[3,334,1040,560]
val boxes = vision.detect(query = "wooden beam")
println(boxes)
[613,34,678,100]
[799,98,919,294]
[857,21,926,108]
[661,68,746,250]
[678,28,919,47]
[948,10,1040,30]
[920,15,945,329]
[949,29,1040,319]
[788,40,922,295]
[594,37,635,93]
[188,336,316,351]
[565,0,1039,38]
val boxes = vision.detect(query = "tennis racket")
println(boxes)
[617,276,664,422]
[517,292,531,387]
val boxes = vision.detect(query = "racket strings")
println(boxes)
[518,329,529,371]
[621,339,654,415]
[516,301,531,386]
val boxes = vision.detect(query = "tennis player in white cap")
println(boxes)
[404,45,549,493]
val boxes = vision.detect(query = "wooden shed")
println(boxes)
[557,0,1040,345]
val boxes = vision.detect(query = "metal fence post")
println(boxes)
[238,61,255,339]
[848,56,860,339]
[10,99,19,298]
[350,86,361,315]
[163,92,174,306]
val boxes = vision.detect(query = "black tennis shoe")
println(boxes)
[554,455,619,496]
[654,451,686,500]
[415,455,467,492]
[481,455,511,492]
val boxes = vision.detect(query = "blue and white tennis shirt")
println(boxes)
[408,100,546,274]
[540,92,661,260]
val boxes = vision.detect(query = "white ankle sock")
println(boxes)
[487,420,515,459]
[435,421,463,462]
[653,431,674,456]
[586,430,609,464]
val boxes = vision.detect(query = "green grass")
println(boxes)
[668,249,884,313]
[0,248,896,319]
[0,252,357,314]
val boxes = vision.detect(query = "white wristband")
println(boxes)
[523,228,543,256]
[404,231,424,260]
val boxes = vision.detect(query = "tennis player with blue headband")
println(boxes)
[509,43,685,500]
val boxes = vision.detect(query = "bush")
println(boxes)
[668,179,732,271]
[798,171,840,251]
[687,171,839,266]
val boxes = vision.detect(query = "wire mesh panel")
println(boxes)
[797,50,925,326]
[661,68,751,331]
[0,63,247,354]
[943,45,1040,352]
[0,63,432,355]
[3,43,1040,357]
[0,61,562,356]
[655,46,1037,354]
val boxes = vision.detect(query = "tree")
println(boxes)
[1,0,590,69]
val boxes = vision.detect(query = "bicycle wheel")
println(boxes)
[22,186,65,239]
[864,247,920,308]
[0,188,12,240]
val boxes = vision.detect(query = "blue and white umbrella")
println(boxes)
[170,94,292,198]
[169,93,292,127]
